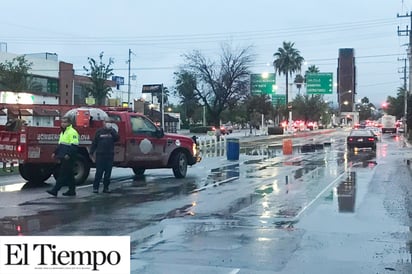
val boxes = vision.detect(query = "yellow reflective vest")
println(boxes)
[54,125,79,160]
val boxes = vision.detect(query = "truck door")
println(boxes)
[126,115,166,166]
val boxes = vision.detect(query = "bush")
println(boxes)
[268,126,284,135]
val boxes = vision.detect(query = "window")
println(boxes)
[130,116,156,134]
[108,115,121,122]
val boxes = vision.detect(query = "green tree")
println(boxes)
[155,86,170,113]
[179,43,254,125]
[305,65,320,74]
[83,52,114,106]
[0,55,35,92]
[244,94,274,127]
[273,41,304,106]
[174,71,202,125]
[294,74,304,95]
[292,94,327,122]
[355,97,376,121]
[386,87,412,137]
[386,87,406,119]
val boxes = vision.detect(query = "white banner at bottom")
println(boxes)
[0,236,130,274]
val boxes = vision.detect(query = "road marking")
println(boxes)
[294,171,346,220]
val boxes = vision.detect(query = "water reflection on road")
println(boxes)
[0,136,356,236]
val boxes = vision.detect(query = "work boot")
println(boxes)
[62,191,76,196]
[46,190,57,197]
[102,188,111,193]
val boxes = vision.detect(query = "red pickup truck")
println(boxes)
[0,107,201,185]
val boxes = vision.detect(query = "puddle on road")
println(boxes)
[0,143,378,236]
[337,172,356,213]
[0,179,199,235]
[347,150,378,168]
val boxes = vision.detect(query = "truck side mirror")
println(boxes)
[155,127,164,138]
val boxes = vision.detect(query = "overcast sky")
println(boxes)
[1,0,412,106]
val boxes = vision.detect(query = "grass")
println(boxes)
[0,166,18,176]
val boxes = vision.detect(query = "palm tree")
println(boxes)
[306,65,320,74]
[294,74,304,95]
[273,41,304,105]
[304,65,320,83]
[83,52,114,106]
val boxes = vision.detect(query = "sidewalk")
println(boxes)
[178,128,337,148]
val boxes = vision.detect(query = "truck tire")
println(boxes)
[172,151,188,178]
[52,154,90,185]
[19,163,54,183]
[132,167,145,176]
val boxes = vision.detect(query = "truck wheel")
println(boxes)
[73,155,90,185]
[19,163,53,183]
[172,151,188,178]
[52,155,90,185]
[132,167,145,176]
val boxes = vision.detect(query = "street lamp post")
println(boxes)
[161,84,164,130]
[127,49,131,107]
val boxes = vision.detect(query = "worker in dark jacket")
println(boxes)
[47,116,79,197]
[90,117,119,193]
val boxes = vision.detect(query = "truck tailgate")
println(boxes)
[0,130,24,161]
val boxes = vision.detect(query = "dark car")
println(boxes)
[347,129,377,151]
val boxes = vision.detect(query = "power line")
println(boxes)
[1,18,398,46]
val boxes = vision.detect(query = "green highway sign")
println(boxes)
[271,94,286,106]
[306,73,333,94]
[250,73,276,95]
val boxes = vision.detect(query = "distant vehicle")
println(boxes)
[214,124,232,135]
[347,129,377,151]
[307,121,318,131]
[223,123,233,133]
[366,127,381,141]
[381,115,396,133]
[396,120,405,133]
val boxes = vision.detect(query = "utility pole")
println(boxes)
[161,84,164,130]
[399,57,408,134]
[397,12,411,136]
[127,49,133,108]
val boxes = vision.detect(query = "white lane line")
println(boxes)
[294,171,347,220]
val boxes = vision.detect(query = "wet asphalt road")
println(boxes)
[0,129,412,273]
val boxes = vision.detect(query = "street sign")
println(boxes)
[306,73,333,94]
[85,97,95,105]
[112,76,125,85]
[271,94,286,106]
[142,84,163,93]
[250,73,276,95]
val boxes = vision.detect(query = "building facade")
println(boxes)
[337,48,356,112]
[0,51,116,106]
[337,48,359,125]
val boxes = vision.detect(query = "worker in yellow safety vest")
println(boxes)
[47,116,79,197]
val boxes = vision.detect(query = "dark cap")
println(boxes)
[61,116,73,124]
